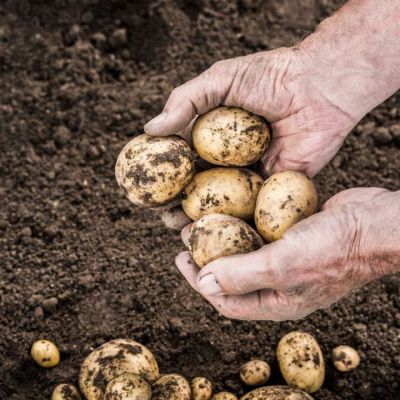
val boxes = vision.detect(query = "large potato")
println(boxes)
[182,168,263,221]
[255,171,318,242]
[115,134,194,208]
[240,386,313,400]
[104,373,151,400]
[52,384,81,400]
[277,332,325,393]
[152,374,191,400]
[192,106,270,166]
[189,214,264,268]
[79,339,159,400]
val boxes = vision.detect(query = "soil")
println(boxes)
[0,1,399,399]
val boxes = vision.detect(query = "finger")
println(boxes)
[175,251,199,291]
[181,224,192,248]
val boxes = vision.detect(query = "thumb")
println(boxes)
[144,61,235,136]
[196,242,288,297]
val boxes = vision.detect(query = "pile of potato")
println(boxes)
[115,106,318,267]
[32,332,361,399]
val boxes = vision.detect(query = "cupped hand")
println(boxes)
[175,188,393,321]
[145,47,358,177]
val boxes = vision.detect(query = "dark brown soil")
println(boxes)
[0,1,399,399]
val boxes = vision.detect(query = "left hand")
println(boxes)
[175,188,396,321]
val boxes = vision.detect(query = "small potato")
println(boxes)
[79,339,159,400]
[104,373,151,400]
[240,386,314,400]
[52,384,81,400]
[189,214,264,268]
[332,345,360,372]
[211,392,238,400]
[31,339,60,368]
[191,377,213,400]
[160,207,191,230]
[255,171,318,242]
[115,134,194,208]
[152,374,191,400]
[192,106,270,166]
[277,331,325,393]
[182,168,264,221]
[240,360,270,386]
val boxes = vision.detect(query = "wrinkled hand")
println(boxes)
[145,47,358,177]
[175,188,396,321]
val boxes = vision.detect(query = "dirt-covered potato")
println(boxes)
[240,386,314,400]
[211,392,238,400]
[277,332,325,393]
[79,339,159,400]
[160,206,191,230]
[31,339,60,368]
[51,384,81,400]
[332,345,360,372]
[115,134,194,208]
[182,167,263,221]
[255,171,318,242]
[104,373,151,400]
[240,360,270,386]
[191,377,213,400]
[192,106,270,166]
[152,374,191,400]
[189,213,264,268]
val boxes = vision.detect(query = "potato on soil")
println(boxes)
[151,374,191,400]
[189,213,263,268]
[191,377,213,400]
[182,167,263,221]
[79,339,159,400]
[277,331,325,393]
[104,373,151,400]
[255,171,318,242]
[31,339,60,368]
[240,386,314,400]
[115,134,194,208]
[51,384,81,400]
[211,392,238,400]
[192,106,270,166]
[332,345,360,372]
[240,360,270,386]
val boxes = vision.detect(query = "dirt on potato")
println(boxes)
[0,1,399,399]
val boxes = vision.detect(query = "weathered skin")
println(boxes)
[240,386,313,400]
[151,374,191,400]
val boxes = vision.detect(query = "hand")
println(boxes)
[145,47,358,177]
[175,188,398,321]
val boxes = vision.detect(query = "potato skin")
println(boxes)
[277,331,325,393]
[211,392,238,400]
[182,168,264,221]
[160,207,191,230]
[332,345,360,372]
[191,377,213,400]
[79,339,159,400]
[51,384,81,400]
[189,214,264,268]
[115,134,194,208]
[104,373,151,400]
[152,374,191,400]
[31,339,60,368]
[240,386,314,400]
[240,360,270,386]
[255,171,318,242]
[192,106,270,166]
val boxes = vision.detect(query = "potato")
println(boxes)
[211,392,238,400]
[277,331,325,393]
[115,134,194,208]
[240,360,270,386]
[332,345,360,372]
[240,386,314,400]
[160,206,191,230]
[255,171,318,242]
[189,214,264,268]
[191,377,213,400]
[182,168,263,221]
[79,339,159,400]
[31,339,60,368]
[104,373,151,400]
[192,106,270,166]
[51,384,81,400]
[152,374,191,400]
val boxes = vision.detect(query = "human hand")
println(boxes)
[175,188,399,321]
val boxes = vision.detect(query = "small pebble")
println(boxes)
[87,145,100,159]
[42,297,58,312]
[54,125,72,146]
[34,306,44,320]
[109,28,127,48]
[91,32,107,49]
[372,127,392,145]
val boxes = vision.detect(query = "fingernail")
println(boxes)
[198,273,222,296]
[145,112,167,131]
